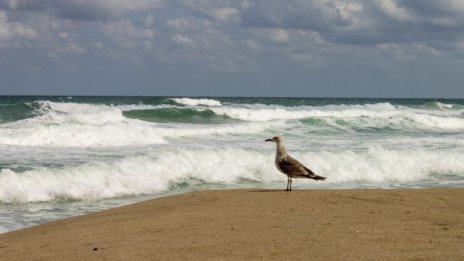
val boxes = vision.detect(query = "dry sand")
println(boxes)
[1,189,464,260]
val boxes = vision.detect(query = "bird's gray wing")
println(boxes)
[279,155,326,180]
[279,155,309,177]
[280,155,327,180]
[303,166,316,176]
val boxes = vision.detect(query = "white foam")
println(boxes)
[1,101,164,147]
[436,102,454,110]
[210,103,399,122]
[158,121,284,139]
[0,149,278,203]
[431,101,464,111]
[172,98,222,107]
[1,146,463,203]
[0,101,283,147]
[0,118,167,147]
[208,103,464,130]
[309,146,464,183]
[408,114,464,130]
[0,119,275,147]
[32,101,125,125]
[1,101,463,148]
[116,104,160,111]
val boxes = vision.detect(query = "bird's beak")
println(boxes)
[265,139,272,142]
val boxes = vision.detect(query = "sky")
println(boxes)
[0,0,463,98]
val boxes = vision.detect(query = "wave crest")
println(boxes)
[0,101,278,147]
[171,98,222,107]
[1,147,463,203]
[207,103,464,130]
[0,149,276,203]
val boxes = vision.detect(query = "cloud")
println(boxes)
[207,7,240,23]
[0,0,164,21]
[241,1,366,31]
[377,0,415,22]
[401,1,464,15]
[57,41,86,55]
[164,15,243,72]
[1,0,464,98]
[166,16,213,32]
[0,10,36,44]
[394,1,464,30]
[171,34,195,47]
[269,29,290,44]
[240,0,464,46]
[100,19,155,49]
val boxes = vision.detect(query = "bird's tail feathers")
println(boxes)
[303,167,327,181]
[311,174,327,181]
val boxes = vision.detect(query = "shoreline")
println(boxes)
[1,188,463,260]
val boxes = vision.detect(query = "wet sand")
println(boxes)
[1,189,464,260]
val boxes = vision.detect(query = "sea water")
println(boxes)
[1,96,463,233]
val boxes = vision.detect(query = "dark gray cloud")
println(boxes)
[0,0,463,97]
[401,1,464,15]
[241,0,464,45]
[0,0,163,21]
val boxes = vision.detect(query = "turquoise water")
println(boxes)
[1,96,463,232]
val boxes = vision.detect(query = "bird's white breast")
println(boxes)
[274,142,288,175]
[274,152,285,174]
[274,158,282,173]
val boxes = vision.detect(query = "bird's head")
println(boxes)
[265,136,282,143]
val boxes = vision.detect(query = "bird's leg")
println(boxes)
[289,178,292,191]
[286,177,290,191]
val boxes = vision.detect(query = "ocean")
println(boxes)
[1,96,463,233]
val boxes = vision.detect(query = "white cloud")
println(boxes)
[244,39,260,50]
[315,0,366,29]
[430,17,458,28]
[100,19,155,48]
[1,0,464,97]
[377,0,415,22]
[166,17,213,32]
[58,41,86,55]
[207,7,239,23]
[0,10,36,44]
[448,0,464,11]
[166,18,191,31]
[270,29,290,44]
[412,43,441,56]
[112,0,164,11]
[171,34,195,47]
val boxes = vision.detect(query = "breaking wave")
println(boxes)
[0,149,276,203]
[1,100,463,147]
[1,97,463,234]
[171,98,222,107]
[0,101,277,147]
[123,108,233,124]
[1,147,463,203]
[206,103,464,131]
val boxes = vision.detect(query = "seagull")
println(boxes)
[266,136,326,191]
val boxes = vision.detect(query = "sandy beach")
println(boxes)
[1,189,463,260]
